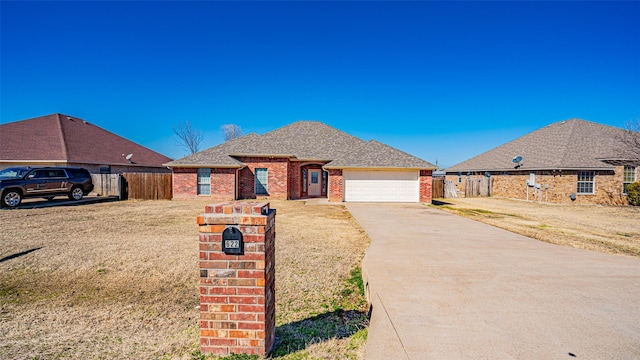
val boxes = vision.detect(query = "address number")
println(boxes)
[225,240,240,248]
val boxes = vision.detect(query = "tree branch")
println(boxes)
[173,121,203,155]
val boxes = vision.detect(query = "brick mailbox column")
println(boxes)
[197,201,276,356]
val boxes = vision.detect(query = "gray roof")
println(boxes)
[324,140,433,169]
[446,119,636,173]
[165,121,436,169]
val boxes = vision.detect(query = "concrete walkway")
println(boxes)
[347,203,640,359]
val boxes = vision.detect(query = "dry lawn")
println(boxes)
[434,197,640,257]
[0,199,369,360]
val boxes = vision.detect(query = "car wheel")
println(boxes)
[69,186,84,201]
[2,190,22,207]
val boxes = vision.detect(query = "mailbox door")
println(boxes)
[222,227,244,255]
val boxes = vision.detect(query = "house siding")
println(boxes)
[445,166,637,205]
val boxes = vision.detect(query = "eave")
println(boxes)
[162,163,245,169]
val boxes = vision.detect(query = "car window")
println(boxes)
[0,168,27,179]
[67,169,90,178]
[49,170,67,178]
[31,170,47,178]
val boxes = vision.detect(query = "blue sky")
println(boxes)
[1,1,638,168]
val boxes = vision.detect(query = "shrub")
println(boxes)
[627,181,640,206]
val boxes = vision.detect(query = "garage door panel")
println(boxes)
[344,170,419,202]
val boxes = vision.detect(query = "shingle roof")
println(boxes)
[324,140,434,169]
[165,121,436,169]
[445,119,635,173]
[0,113,172,167]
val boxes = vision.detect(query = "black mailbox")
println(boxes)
[222,226,244,255]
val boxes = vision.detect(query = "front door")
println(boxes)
[308,169,321,196]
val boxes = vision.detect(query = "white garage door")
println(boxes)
[343,170,419,202]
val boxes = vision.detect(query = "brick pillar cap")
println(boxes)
[205,202,270,216]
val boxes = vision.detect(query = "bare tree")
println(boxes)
[619,119,640,161]
[221,124,243,141]
[173,121,203,154]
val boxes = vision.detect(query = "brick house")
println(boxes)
[0,113,172,173]
[165,121,436,202]
[445,119,639,205]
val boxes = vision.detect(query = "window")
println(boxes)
[255,168,268,195]
[577,171,595,194]
[623,166,637,194]
[48,170,66,178]
[197,168,211,195]
[31,170,47,178]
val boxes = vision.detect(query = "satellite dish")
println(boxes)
[125,154,133,160]
[512,155,523,163]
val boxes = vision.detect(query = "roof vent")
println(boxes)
[67,116,73,121]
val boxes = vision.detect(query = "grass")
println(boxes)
[0,199,370,359]
[433,197,640,257]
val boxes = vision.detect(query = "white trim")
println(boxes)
[577,170,596,195]
[255,168,268,195]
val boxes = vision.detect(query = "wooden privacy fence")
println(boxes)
[432,177,445,199]
[122,172,172,200]
[465,177,492,197]
[431,178,461,199]
[444,180,458,198]
[91,174,122,198]
[91,173,172,200]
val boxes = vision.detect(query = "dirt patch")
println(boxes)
[434,197,640,257]
[0,199,369,359]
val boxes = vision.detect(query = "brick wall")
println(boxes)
[171,168,236,200]
[197,202,276,356]
[288,161,302,200]
[419,170,433,203]
[446,166,637,205]
[236,157,289,200]
[328,169,343,202]
[173,168,198,199]
[210,168,236,201]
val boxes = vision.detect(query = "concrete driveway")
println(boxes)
[347,203,640,359]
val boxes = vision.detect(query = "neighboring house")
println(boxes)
[445,119,639,205]
[0,113,172,173]
[165,121,436,202]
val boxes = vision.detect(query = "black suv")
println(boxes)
[0,166,94,208]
